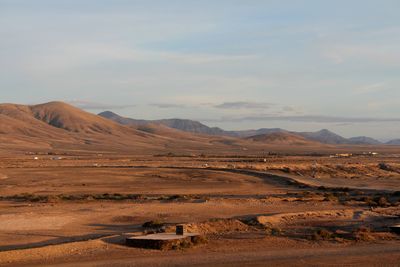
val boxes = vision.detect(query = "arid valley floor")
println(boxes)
[0,152,400,266]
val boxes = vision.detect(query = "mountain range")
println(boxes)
[0,101,255,154]
[99,111,390,145]
[0,101,397,155]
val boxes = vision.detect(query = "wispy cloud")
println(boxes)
[204,114,400,123]
[22,42,255,75]
[321,43,400,66]
[214,101,274,110]
[353,82,386,95]
[149,103,187,109]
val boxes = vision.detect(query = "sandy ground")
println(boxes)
[1,236,400,267]
[0,155,399,266]
[0,167,285,196]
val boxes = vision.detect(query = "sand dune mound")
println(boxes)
[246,132,319,145]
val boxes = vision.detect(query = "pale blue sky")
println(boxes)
[1,0,400,140]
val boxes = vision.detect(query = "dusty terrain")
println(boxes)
[0,102,399,266]
[0,153,400,266]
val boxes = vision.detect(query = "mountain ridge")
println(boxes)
[0,102,396,155]
[99,111,394,145]
[0,102,232,153]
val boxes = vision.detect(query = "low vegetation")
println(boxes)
[312,229,335,241]
[310,226,378,242]
[352,227,375,242]
[142,220,165,229]
[291,189,400,208]
[0,193,205,203]
[170,235,208,250]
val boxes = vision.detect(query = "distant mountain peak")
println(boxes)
[99,111,394,145]
[246,132,319,145]
[317,129,333,134]
[348,136,382,145]
[386,139,400,145]
[98,110,118,117]
[297,129,348,144]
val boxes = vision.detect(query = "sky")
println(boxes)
[1,0,400,140]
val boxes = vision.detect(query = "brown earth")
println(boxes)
[0,102,400,266]
[0,154,399,266]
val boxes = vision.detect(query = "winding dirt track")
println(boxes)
[153,166,399,192]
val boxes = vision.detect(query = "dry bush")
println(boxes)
[142,220,165,229]
[376,196,389,207]
[171,235,207,250]
[269,227,282,236]
[5,193,49,202]
[360,196,377,207]
[323,193,338,202]
[3,193,146,202]
[191,235,208,245]
[302,191,318,197]
[312,229,334,241]
[378,162,392,171]
[352,226,374,241]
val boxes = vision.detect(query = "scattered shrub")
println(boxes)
[352,226,374,241]
[302,191,317,197]
[376,196,389,207]
[378,163,392,171]
[365,199,378,207]
[323,193,338,202]
[167,195,188,201]
[191,235,207,245]
[171,235,207,250]
[265,227,282,236]
[312,229,334,241]
[142,220,165,228]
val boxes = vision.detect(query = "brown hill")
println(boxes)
[31,102,139,136]
[0,101,248,154]
[0,102,164,152]
[0,103,75,151]
[0,103,72,138]
[0,102,151,138]
[245,132,321,146]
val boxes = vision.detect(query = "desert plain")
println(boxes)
[0,102,399,266]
